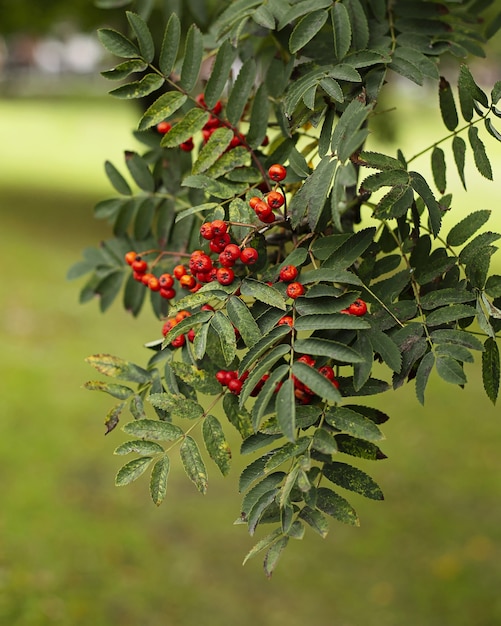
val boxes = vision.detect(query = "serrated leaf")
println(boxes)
[126,11,154,63]
[367,329,402,372]
[359,151,405,171]
[104,160,131,195]
[298,506,329,538]
[116,457,152,486]
[180,435,208,494]
[224,393,254,440]
[468,126,493,180]
[160,108,210,148]
[226,58,257,126]
[323,461,383,500]
[211,311,237,366]
[109,73,164,99]
[446,210,491,247]
[251,364,290,432]
[289,9,329,53]
[240,278,286,310]
[316,487,359,526]
[452,135,467,190]
[138,92,188,131]
[266,438,311,473]
[125,151,155,191]
[122,418,183,441]
[425,304,476,327]
[415,351,435,405]
[323,227,376,270]
[242,527,283,565]
[311,428,338,454]
[325,406,384,441]
[192,127,234,174]
[439,76,458,131]
[104,402,125,434]
[101,59,147,81]
[170,361,222,396]
[84,379,134,400]
[150,455,170,505]
[482,337,500,404]
[159,13,181,76]
[331,3,352,60]
[294,313,369,331]
[431,146,446,194]
[263,536,288,578]
[202,415,232,476]
[275,378,296,442]
[204,40,237,108]
[345,0,369,49]
[246,83,270,149]
[226,296,262,348]
[410,171,442,236]
[436,355,466,385]
[420,288,475,310]
[114,439,164,456]
[98,28,140,59]
[294,337,364,363]
[292,362,342,403]
[85,354,151,383]
[204,146,251,179]
[179,24,203,92]
[240,345,290,408]
[148,393,204,420]
[485,117,501,142]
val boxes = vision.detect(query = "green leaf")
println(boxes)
[204,40,237,108]
[202,415,232,476]
[331,3,352,60]
[179,24,203,92]
[85,353,151,383]
[240,345,290,408]
[242,528,283,565]
[98,28,140,59]
[125,151,155,192]
[240,278,286,310]
[316,487,359,526]
[452,136,467,190]
[159,12,181,77]
[180,435,208,494]
[226,58,257,126]
[289,9,328,53]
[170,361,222,396]
[104,402,125,434]
[109,73,164,99]
[485,117,501,142]
[204,146,251,179]
[325,406,384,441]
[101,59,147,81]
[246,83,270,149]
[410,171,442,236]
[446,210,491,247]
[89,378,129,405]
[126,11,154,63]
[292,362,342,403]
[252,364,290,432]
[211,311,237,366]
[114,439,164,456]
[224,393,254,440]
[104,160,131,195]
[425,304,476,327]
[226,296,262,348]
[323,227,376,270]
[332,99,372,163]
[323,461,384,500]
[276,378,296,442]
[312,428,338,454]
[482,337,500,404]
[298,506,329,539]
[345,0,369,49]
[294,313,369,331]
[160,108,210,148]
[150,456,170,505]
[429,329,484,351]
[115,457,152,486]
[266,438,311,473]
[439,76,458,131]
[192,127,234,175]
[294,338,364,363]
[359,151,405,171]
[367,329,402,372]
[436,355,467,385]
[468,126,493,180]
[148,393,205,420]
[431,146,446,194]
[138,92,188,131]
[122,418,184,441]
[264,536,289,578]
[420,288,475,310]
[415,351,435,405]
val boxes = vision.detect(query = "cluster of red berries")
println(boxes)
[247,164,287,224]
[161,309,194,347]
[216,369,249,395]
[277,263,305,300]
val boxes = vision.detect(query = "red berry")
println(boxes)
[298,355,316,367]
[348,298,368,316]
[240,247,259,265]
[286,281,305,299]
[294,388,314,404]
[189,252,212,274]
[124,251,137,266]
[268,163,287,182]
[249,196,262,209]
[175,310,191,323]
[228,378,243,395]
[201,304,215,312]
[211,220,228,236]
[156,121,172,134]
[318,365,335,381]
[159,287,176,300]
[266,191,285,209]
[278,315,294,327]
[250,374,270,397]
[162,318,176,336]
[171,334,186,348]
[216,267,235,286]
[173,264,187,279]
[179,274,197,289]
[279,264,298,282]
[148,276,160,292]
[187,328,196,342]
[260,211,276,224]
[131,257,148,273]
[159,273,174,289]
[219,243,241,267]
[209,233,231,253]
[253,200,273,221]
[180,138,194,152]
[216,370,230,386]
[141,272,154,286]
[200,222,215,240]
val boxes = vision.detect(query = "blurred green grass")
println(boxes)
[1,92,501,626]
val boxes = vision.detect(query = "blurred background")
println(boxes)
[1,2,501,625]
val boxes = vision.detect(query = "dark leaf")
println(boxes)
[482,337,500,404]
[150,456,170,505]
